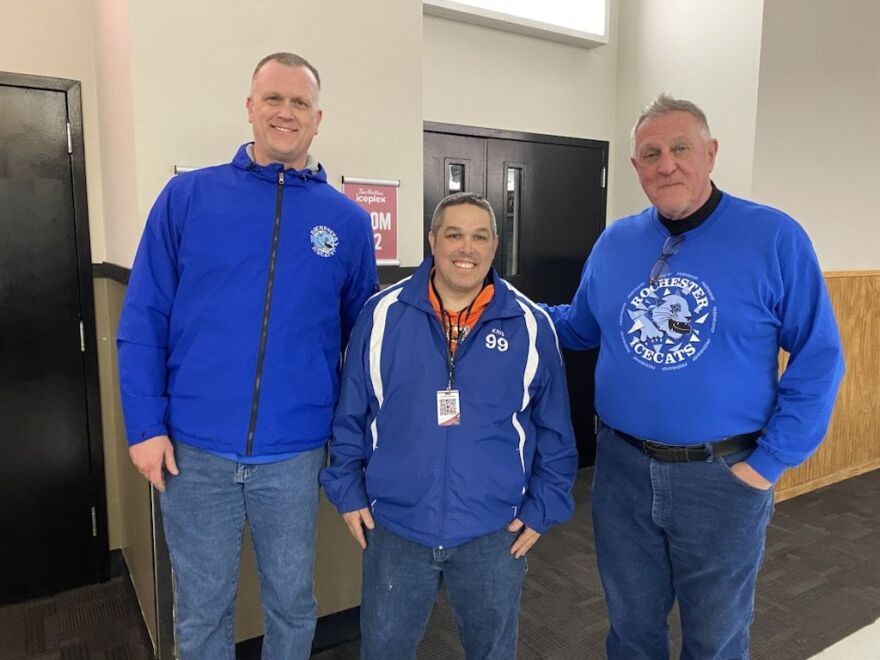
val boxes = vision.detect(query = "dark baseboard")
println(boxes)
[313,606,361,653]
[95,261,411,290]
[108,547,127,579]
[114,548,159,659]
[235,606,360,659]
[93,261,131,285]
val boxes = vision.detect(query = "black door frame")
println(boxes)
[0,71,108,585]
[425,120,609,152]
[377,121,609,287]
[422,120,608,255]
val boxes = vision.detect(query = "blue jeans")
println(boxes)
[160,442,324,660]
[592,427,774,660]
[360,524,527,660]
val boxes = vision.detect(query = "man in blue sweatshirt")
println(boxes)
[546,94,844,659]
[117,53,377,659]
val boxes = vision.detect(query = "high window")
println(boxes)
[423,0,609,48]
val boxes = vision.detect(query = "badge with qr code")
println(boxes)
[436,390,461,426]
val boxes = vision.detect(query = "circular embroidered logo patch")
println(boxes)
[310,225,338,257]
[619,272,717,370]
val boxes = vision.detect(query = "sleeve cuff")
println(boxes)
[127,424,170,446]
[517,500,550,535]
[745,446,788,484]
[319,470,369,514]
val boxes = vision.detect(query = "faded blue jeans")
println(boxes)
[592,427,775,660]
[360,524,527,660]
[160,442,324,660]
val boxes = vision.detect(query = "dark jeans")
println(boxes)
[592,427,775,660]
[360,524,527,660]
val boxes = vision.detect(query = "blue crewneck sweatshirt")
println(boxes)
[546,193,844,483]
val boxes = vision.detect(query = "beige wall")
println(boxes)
[0,0,107,261]
[113,0,424,267]
[752,0,880,270]
[612,0,765,221]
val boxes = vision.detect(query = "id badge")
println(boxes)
[436,389,461,426]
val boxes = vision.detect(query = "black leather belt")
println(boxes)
[610,426,762,462]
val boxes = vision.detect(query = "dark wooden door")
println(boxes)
[0,73,106,603]
[424,124,606,465]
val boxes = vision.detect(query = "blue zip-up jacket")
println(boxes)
[321,259,578,548]
[117,144,378,455]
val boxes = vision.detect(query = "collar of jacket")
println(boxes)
[398,257,524,323]
[232,142,327,185]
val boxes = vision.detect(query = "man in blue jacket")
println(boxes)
[117,52,377,659]
[547,94,844,659]
[321,192,578,659]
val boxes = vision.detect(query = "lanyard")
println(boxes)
[431,279,480,390]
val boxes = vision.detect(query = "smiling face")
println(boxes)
[428,203,499,310]
[247,60,322,170]
[631,111,718,220]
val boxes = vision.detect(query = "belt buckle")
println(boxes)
[673,446,691,463]
[644,440,673,461]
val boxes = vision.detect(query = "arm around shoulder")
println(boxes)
[540,257,601,351]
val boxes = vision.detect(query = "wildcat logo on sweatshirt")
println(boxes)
[620,272,717,370]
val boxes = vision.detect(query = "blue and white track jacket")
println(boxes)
[321,258,578,548]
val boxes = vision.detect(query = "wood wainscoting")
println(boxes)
[775,271,880,502]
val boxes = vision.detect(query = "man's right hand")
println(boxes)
[341,508,375,550]
[129,435,179,492]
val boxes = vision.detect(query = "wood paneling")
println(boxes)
[776,272,880,501]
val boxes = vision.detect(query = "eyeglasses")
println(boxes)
[649,235,684,285]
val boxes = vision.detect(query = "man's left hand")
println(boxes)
[507,518,541,558]
[730,462,773,490]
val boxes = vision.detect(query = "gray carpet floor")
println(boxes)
[312,467,880,659]
[2,467,878,659]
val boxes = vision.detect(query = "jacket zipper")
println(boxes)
[429,312,450,548]
[245,170,285,455]
[429,303,515,547]
[432,309,485,549]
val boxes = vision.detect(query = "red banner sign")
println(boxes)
[342,180,399,265]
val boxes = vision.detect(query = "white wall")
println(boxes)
[613,0,765,221]
[423,11,619,221]
[94,0,139,271]
[6,1,876,272]
[112,0,424,267]
[752,0,880,270]
[0,0,107,261]
[423,14,619,141]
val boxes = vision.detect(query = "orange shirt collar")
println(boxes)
[427,269,495,348]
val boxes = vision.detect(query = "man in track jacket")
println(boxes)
[117,53,377,659]
[321,192,578,659]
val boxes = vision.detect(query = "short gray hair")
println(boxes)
[430,192,497,236]
[252,52,321,90]
[631,93,712,153]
